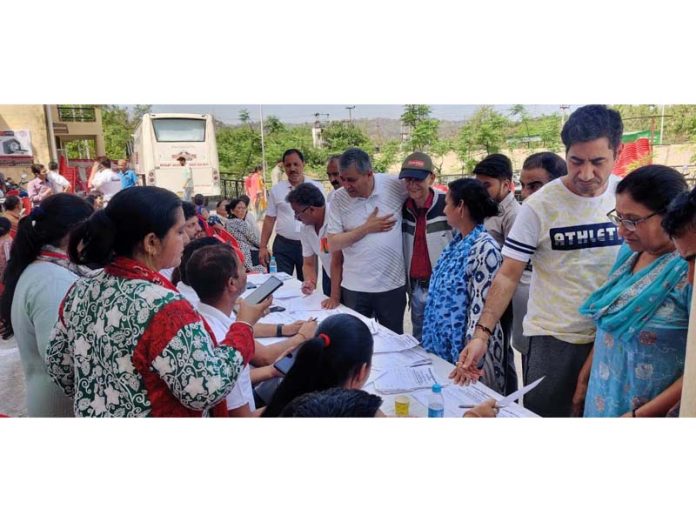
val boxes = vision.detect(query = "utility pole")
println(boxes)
[560,105,570,126]
[345,105,356,122]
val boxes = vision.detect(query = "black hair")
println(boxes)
[99,158,111,169]
[282,148,305,163]
[239,194,250,206]
[181,201,197,220]
[187,243,240,302]
[663,187,696,238]
[447,178,499,224]
[226,198,244,214]
[339,147,372,174]
[48,161,59,171]
[0,217,11,237]
[4,196,20,212]
[0,193,94,338]
[263,314,374,417]
[560,105,623,153]
[176,237,221,287]
[68,186,182,267]
[193,194,206,206]
[473,153,513,181]
[216,198,228,209]
[522,152,567,180]
[279,387,383,417]
[616,165,687,214]
[30,164,44,176]
[285,182,325,207]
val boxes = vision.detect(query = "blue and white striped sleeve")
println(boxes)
[501,204,541,263]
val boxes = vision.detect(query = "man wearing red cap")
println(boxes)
[400,152,452,340]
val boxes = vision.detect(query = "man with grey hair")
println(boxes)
[326,147,408,333]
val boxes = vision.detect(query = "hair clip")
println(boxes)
[318,333,331,347]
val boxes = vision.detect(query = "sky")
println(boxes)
[141,104,575,125]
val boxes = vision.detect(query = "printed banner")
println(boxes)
[0,129,33,166]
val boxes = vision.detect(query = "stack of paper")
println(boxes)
[373,366,441,394]
[373,330,420,354]
[371,349,431,371]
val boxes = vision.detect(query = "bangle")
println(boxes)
[276,324,283,337]
[233,320,253,332]
[296,332,307,341]
[632,408,638,418]
[475,323,494,337]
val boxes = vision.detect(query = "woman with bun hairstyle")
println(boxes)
[45,186,270,417]
[422,178,517,395]
[0,193,94,416]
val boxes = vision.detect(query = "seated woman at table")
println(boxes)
[226,198,265,273]
[577,165,689,417]
[421,178,516,395]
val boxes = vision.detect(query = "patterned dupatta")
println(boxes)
[104,256,178,292]
[579,245,687,340]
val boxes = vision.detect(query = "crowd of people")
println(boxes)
[2,103,696,418]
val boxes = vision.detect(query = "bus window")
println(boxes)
[152,118,206,142]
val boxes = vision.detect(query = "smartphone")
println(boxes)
[273,347,300,376]
[244,275,283,305]
[269,305,286,313]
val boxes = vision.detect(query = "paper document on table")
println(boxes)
[283,292,326,312]
[497,376,544,407]
[371,349,431,371]
[374,366,441,394]
[246,272,293,286]
[289,309,340,323]
[372,329,420,353]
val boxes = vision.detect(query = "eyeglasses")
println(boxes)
[607,209,662,231]
[294,206,311,219]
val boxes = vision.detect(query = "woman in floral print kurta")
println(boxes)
[45,187,270,417]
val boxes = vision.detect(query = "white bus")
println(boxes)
[131,113,221,197]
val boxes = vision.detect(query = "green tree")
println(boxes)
[321,121,372,154]
[401,105,432,128]
[101,105,133,160]
[455,106,509,170]
[509,104,531,147]
[373,139,401,173]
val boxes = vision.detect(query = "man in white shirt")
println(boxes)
[326,147,408,334]
[46,161,71,194]
[91,158,122,204]
[286,182,343,309]
[259,149,325,281]
[453,105,625,417]
[187,243,316,416]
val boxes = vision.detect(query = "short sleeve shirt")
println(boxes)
[326,173,408,293]
[501,176,623,344]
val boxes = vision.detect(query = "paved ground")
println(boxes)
[0,336,27,417]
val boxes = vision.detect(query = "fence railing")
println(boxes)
[57,105,96,122]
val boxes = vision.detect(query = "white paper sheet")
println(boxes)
[372,329,420,354]
[371,349,431,371]
[373,366,441,394]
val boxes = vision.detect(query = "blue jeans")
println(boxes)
[409,281,429,342]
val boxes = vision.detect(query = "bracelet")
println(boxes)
[632,408,638,418]
[233,320,254,332]
[276,324,283,337]
[475,323,494,337]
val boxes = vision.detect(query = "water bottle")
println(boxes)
[269,256,278,274]
[427,384,445,418]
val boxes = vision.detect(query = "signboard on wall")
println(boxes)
[0,129,33,166]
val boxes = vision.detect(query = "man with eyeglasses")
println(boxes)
[400,152,452,340]
[286,182,344,309]
[453,105,625,417]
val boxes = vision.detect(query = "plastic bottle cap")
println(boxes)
[432,384,442,393]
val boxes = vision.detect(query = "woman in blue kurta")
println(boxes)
[579,165,689,417]
[422,178,516,395]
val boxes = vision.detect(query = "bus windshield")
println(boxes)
[152,118,206,142]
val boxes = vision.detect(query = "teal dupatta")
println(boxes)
[579,244,688,341]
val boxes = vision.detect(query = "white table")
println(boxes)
[246,272,537,418]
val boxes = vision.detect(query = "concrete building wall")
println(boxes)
[0,104,51,181]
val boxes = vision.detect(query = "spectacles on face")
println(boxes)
[606,209,662,231]
[294,206,310,219]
